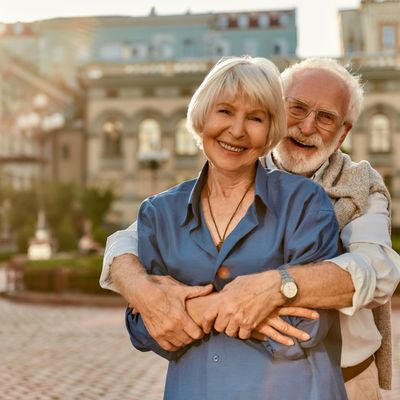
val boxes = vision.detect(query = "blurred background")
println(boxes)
[0,0,399,399]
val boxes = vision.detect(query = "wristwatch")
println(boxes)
[278,267,298,302]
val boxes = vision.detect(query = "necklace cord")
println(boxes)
[206,181,253,250]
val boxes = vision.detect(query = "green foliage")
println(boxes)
[2,181,114,253]
[23,254,109,294]
[56,216,78,251]
[80,187,114,228]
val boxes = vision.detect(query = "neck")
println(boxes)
[206,162,256,197]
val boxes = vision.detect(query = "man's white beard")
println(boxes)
[272,126,343,176]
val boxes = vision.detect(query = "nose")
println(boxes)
[229,115,245,138]
[298,110,317,135]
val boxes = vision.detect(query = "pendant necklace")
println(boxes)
[206,181,253,251]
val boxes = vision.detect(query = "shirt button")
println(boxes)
[217,265,231,279]
[212,355,220,363]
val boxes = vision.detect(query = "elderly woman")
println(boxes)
[126,56,347,400]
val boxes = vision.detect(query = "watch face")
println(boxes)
[283,281,298,299]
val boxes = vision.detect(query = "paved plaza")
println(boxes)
[0,295,399,400]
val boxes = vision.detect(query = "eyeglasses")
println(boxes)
[284,97,344,133]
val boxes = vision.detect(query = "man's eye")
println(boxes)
[290,104,307,114]
[318,111,337,124]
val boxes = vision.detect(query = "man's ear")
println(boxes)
[336,122,352,150]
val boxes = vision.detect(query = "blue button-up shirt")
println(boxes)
[126,161,347,400]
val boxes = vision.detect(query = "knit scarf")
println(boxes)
[314,150,392,390]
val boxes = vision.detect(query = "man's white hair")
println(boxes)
[281,58,364,125]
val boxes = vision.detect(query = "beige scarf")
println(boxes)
[314,150,392,390]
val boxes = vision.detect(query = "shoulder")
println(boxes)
[266,169,329,207]
[266,170,333,213]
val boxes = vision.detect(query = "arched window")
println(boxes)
[369,113,391,152]
[138,119,162,155]
[175,119,198,156]
[103,118,123,157]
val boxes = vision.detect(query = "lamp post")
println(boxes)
[16,93,65,260]
[138,149,169,194]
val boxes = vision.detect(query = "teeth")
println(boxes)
[219,141,245,152]
[292,138,314,148]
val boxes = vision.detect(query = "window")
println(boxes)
[279,14,290,27]
[272,39,288,55]
[218,15,229,29]
[183,38,195,58]
[130,42,148,60]
[381,25,396,51]
[209,39,230,57]
[138,119,161,155]
[175,119,198,155]
[103,118,123,157]
[238,15,249,29]
[369,113,391,152]
[61,143,70,160]
[258,14,270,28]
[152,35,174,60]
[99,42,124,61]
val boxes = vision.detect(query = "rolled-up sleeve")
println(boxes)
[327,193,400,315]
[99,221,139,292]
[125,308,187,361]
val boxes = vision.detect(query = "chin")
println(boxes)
[274,143,330,176]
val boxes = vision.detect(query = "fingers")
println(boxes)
[184,284,214,300]
[255,324,294,346]
[278,307,319,320]
[181,314,204,341]
[202,304,218,334]
[158,339,180,352]
[254,316,311,345]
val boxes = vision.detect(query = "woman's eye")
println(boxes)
[218,109,231,114]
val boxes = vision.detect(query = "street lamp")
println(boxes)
[16,93,65,260]
[138,149,169,194]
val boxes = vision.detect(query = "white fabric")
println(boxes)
[100,221,138,292]
[265,152,400,367]
[100,153,400,367]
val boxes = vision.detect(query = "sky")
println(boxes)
[0,0,361,58]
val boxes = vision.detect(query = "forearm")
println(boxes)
[110,253,149,305]
[288,261,354,309]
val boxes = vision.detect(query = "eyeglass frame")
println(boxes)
[284,96,347,133]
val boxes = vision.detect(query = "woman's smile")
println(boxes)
[218,140,247,153]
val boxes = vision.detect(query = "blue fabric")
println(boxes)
[125,161,348,400]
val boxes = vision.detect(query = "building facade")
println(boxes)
[2,4,400,229]
[0,8,298,226]
[339,0,400,228]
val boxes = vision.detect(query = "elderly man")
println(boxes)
[100,58,400,399]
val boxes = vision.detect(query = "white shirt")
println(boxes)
[100,155,400,367]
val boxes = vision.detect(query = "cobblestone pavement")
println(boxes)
[1,297,399,400]
[0,298,167,400]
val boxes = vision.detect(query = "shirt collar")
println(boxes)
[181,162,209,226]
[182,160,276,226]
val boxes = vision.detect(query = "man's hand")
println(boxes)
[251,307,319,345]
[201,270,284,339]
[134,275,213,351]
[110,254,213,351]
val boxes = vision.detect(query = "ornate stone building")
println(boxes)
[1,8,298,226]
[339,0,400,228]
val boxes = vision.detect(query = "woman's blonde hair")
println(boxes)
[187,56,286,155]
